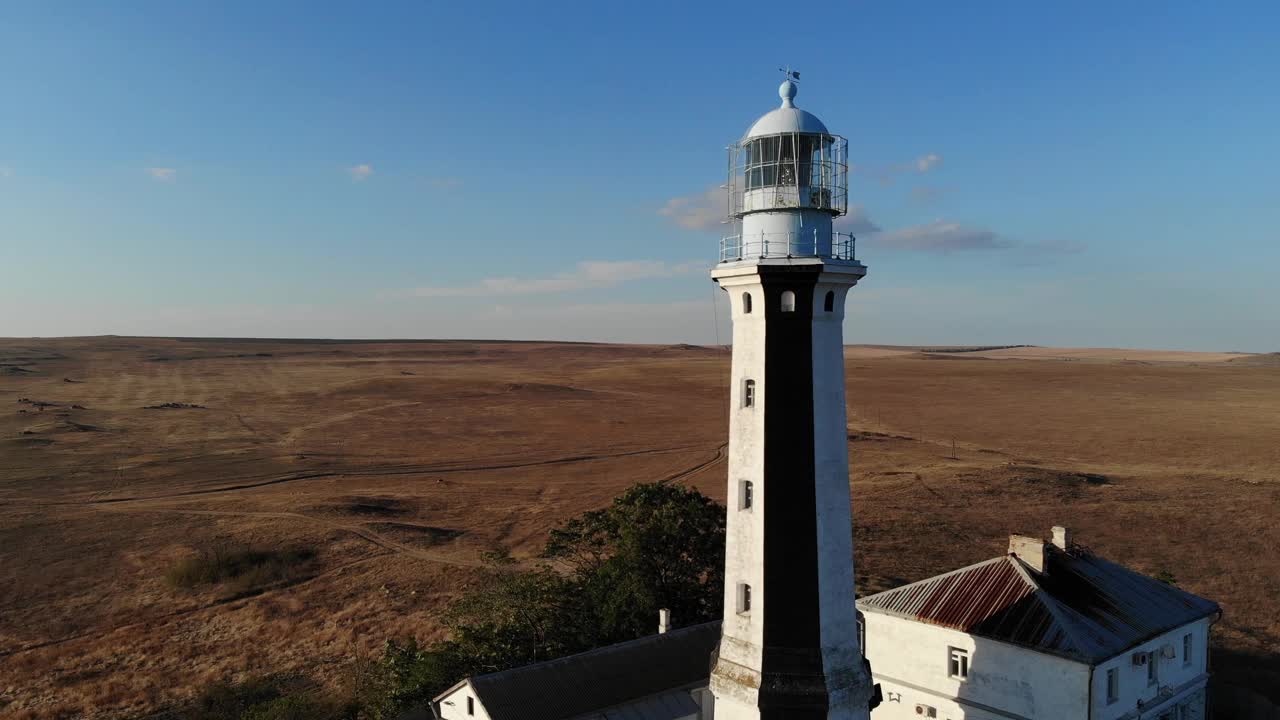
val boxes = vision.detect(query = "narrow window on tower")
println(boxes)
[742,292,753,314]
[1106,668,1119,704]
[824,290,835,312]
[739,480,753,510]
[781,290,796,312]
[1183,633,1192,667]
[737,583,752,613]
[948,647,969,680]
[467,697,475,716]
[743,379,756,407]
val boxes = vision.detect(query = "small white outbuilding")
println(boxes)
[858,527,1221,720]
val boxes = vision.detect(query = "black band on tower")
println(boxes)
[757,265,828,717]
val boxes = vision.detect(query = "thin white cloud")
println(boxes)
[858,152,945,185]
[0,166,12,178]
[866,220,1083,259]
[145,167,177,182]
[909,185,950,204]
[347,163,374,182]
[400,259,704,298]
[658,186,726,231]
[870,221,1007,252]
[834,205,882,234]
[915,153,943,172]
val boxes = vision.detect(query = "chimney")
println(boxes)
[1008,534,1047,573]
[658,608,671,635]
[1052,526,1072,550]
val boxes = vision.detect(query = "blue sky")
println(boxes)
[2,2,1277,350]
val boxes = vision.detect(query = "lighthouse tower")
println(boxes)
[709,76,873,720]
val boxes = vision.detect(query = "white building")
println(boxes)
[431,621,720,720]
[858,528,1221,720]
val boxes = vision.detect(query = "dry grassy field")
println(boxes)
[1,337,1277,718]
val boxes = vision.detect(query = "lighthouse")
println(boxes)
[709,75,874,720]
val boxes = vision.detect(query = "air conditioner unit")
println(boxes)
[1132,651,1150,666]
[1160,644,1177,659]
[915,704,937,718]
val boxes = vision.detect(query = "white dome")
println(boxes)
[742,79,829,139]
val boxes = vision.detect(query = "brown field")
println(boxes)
[1,337,1278,718]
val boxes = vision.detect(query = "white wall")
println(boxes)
[863,613,1091,720]
[1091,618,1211,720]
[435,682,491,720]
[708,267,768,712]
[811,270,871,718]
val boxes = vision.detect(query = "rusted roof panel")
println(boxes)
[857,547,1218,664]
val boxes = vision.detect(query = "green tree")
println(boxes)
[444,560,582,672]
[544,482,725,644]
[358,639,470,720]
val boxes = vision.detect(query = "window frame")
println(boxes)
[743,379,756,408]
[739,480,753,510]
[467,696,475,716]
[737,583,752,614]
[1106,667,1119,704]
[1147,652,1158,686]
[1183,633,1192,667]
[781,290,796,313]
[742,291,752,314]
[824,290,835,313]
[947,646,969,681]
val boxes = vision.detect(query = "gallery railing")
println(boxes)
[719,231,857,263]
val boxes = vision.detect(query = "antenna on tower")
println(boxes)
[778,66,801,82]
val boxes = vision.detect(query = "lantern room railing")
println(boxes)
[719,231,858,263]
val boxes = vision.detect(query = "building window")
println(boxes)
[737,583,752,613]
[743,379,756,407]
[742,292,753,314]
[1107,668,1119,704]
[947,647,969,680]
[467,696,474,716]
[1183,633,1192,667]
[1148,653,1158,686]
[824,290,835,312]
[739,480,753,510]
[781,290,796,312]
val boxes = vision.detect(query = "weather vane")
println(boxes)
[778,65,800,82]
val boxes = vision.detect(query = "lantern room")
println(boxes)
[721,78,855,263]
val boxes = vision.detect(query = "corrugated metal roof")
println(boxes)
[857,545,1219,663]
[464,622,718,720]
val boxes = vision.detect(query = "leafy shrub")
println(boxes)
[181,675,347,720]
[183,675,282,720]
[166,542,317,593]
[241,695,343,720]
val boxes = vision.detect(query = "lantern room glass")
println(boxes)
[727,132,848,218]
